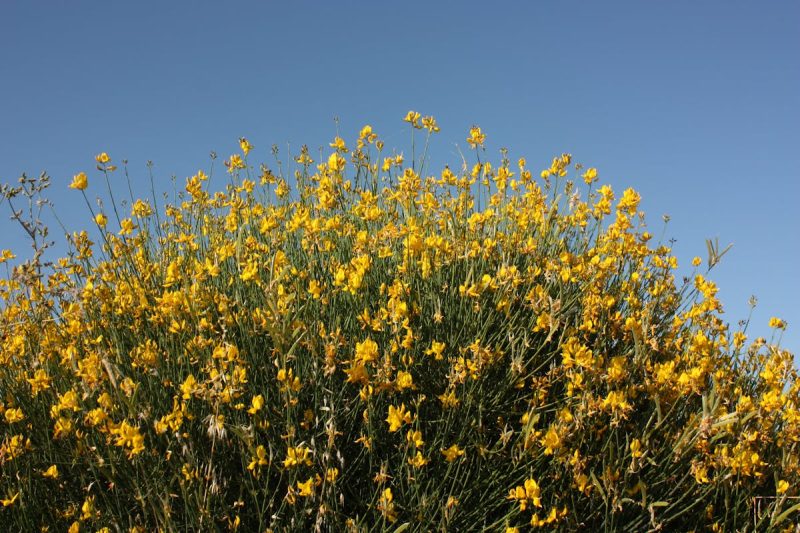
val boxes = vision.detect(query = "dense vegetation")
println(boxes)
[1,113,797,531]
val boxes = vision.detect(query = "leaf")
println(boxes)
[705,237,733,269]
[591,471,606,503]
[773,500,800,525]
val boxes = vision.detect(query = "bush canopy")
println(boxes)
[0,114,797,531]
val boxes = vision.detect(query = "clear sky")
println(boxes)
[1,1,798,354]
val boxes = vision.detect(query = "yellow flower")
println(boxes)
[693,461,710,484]
[777,480,789,494]
[53,417,74,439]
[395,370,414,391]
[406,429,424,448]
[425,340,446,360]
[297,477,315,497]
[562,337,593,369]
[51,389,80,417]
[421,115,440,133]
[377,487,397,522]
[248,445,269,472]
[283,446,312,468]
[95,152,110,164]
[329,136,347,151]
[438,389,460,409]
[181,374,198,400]
[467,126,486,148]
[327,152,346,173]
[602,390,631,414]
[355,338,379,363]
[407,451,428,468]
[247,395,264,415]
[42,465,59,479]
[617,187,641,215]
[403,110,421,128]
[768,317,786,329]
[386,404,412,432]
[112,420,145,457]
[226,153,245,173]
[119,218,136,235]
[507,478,542,511]
[326,467,339,483]
[95,213,108,227]
[4,407,24,424]
[70,172,88,190]
[1,491,19,507]
[630,438,643,459]
[307,280,323,299]
[81,495,98,521]
[441,444,465,462]
[0,249,15,264]
[541,426,562,455]
[582,167,598,185]
[524,478,542,508]
[239,137,253,156]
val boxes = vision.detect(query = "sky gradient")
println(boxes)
[1,1,798,353]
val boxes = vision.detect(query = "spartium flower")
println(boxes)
[112,420,145,457]
[247,445,269,473]
[283,446,312,468]
[467,126,486,148]
[441,444,465,462]
[403,110,421,128]
[69,172,88,190]
[42,465,59,479]
[239,137,253,156]
[386,403,412,432]
[507,478,542,511]
[377,487,397,522]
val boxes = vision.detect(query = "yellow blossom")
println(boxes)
[1,491,19,507]
[247,445,269,473]
[239,137,253,155]
[541,426,562,455]
[395,370,414,391]
[355,338,379,363]
[297,477,315,497]
[768,317,786,329]
[377,487,397,522]
[630,438,643,459]
[69,172,88,190]
[4,407,24,424]
[247,395,264,415]
[441,444,465,462]
[408,451,428,468]
[403,110,421,128]
[386,404,412,432]
[283,446,312,468]
[467,126,486,148]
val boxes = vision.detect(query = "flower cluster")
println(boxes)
[0,113,796,531]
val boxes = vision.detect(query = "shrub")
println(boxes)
[0,114,797,531]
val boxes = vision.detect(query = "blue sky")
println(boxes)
[1,1,798,354]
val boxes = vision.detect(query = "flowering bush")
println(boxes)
[0,114,797,531]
